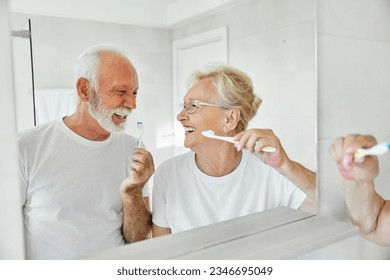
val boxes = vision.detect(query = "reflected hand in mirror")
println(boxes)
[152,65,316,238]
[330,134,390,246]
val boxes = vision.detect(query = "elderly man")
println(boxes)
[17,45,154,259]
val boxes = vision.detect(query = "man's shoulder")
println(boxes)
[17,119,58,141]
[113,132,137,146]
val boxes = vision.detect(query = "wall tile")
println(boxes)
[251,116,316,171]
[229,21,315,75]
[318,35,390,139]
[172,0,315,41]
[317,0,390,42]
[317,138,347,220]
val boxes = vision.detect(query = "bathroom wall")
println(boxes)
[317,0,390,258]
[172,0,317,171]
[0,0,25,259]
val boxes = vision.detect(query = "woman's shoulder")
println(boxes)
[156,151,193,172]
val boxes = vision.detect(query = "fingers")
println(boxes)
[330,134,379,181]
[130,148,154,173]
[330,136,346,162]
[121,148,155,195]
[234,129,278,153]
[331,134,377,163]
[128,148,155,184]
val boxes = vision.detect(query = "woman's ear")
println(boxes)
[223,108,240,134]
[76,78,91,102]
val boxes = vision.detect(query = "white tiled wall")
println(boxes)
[317,0,390,258]
[172,0,317,171]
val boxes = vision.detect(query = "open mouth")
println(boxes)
[183,126,195,135]
[114,113,127,121]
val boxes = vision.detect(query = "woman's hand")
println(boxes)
[234,128,289,169]
[330,134,379,182]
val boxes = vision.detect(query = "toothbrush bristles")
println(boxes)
[137,122,144,148]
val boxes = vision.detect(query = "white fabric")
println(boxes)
[17,118,149,259]
[35,89,77,125]
[152,150,306,233]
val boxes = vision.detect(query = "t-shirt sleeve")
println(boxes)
[141,180,151,197]
[280,177,307,209]
[151,167,170,228]
[16,135,28,206]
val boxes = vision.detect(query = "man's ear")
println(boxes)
[76,78,91,101]
[223,108,240,133]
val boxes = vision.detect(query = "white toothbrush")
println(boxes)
[354,142,390,159]
[136,121,144,148]
[202,130,277,153]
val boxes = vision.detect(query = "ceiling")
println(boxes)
[9,0,248,27]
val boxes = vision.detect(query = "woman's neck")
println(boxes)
[194,146,242,177]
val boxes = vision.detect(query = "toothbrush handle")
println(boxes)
[212,135,277,153]
[230,138,276,153]
[355,142,390,158]
[261,146,277,153]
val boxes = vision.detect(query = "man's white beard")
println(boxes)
[88,89,132,133]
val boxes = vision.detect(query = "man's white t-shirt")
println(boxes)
[152,150,306,233]
[17,118,149,259]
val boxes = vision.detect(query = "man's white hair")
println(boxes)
[74,44,129,92]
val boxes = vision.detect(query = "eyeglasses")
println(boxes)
[179,99,225,114]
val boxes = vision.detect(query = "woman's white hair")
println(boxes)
[188,65,262,132]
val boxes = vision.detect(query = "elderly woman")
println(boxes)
[152,65,316,237]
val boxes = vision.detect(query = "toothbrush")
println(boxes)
[202,130,277,153]
[136,121,144,148]
[354,142,390,159]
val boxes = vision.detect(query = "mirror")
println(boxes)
[10,0,316,257]
[316,0,390,252]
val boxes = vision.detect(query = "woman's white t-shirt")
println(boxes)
[152,150,306,233]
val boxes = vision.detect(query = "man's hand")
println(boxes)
[120,148,155,196]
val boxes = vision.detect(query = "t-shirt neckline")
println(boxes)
[58,118,114,148]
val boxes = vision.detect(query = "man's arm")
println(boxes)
[121,192,152,242]
[120,148,154,243]
[152,224,171,238]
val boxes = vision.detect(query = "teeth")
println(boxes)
[114,113,126,120]
[184,126,195,133]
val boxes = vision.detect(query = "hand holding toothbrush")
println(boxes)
[120,121,155,195]
[330,134,380,182]
[232,128,316,207]
[233,128,288,169]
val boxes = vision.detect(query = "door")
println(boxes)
[172,26,228,155]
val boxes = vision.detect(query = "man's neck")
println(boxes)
[63,111,111,141]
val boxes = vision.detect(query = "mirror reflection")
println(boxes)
[316,0,390,256]
[10,0,316,259]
